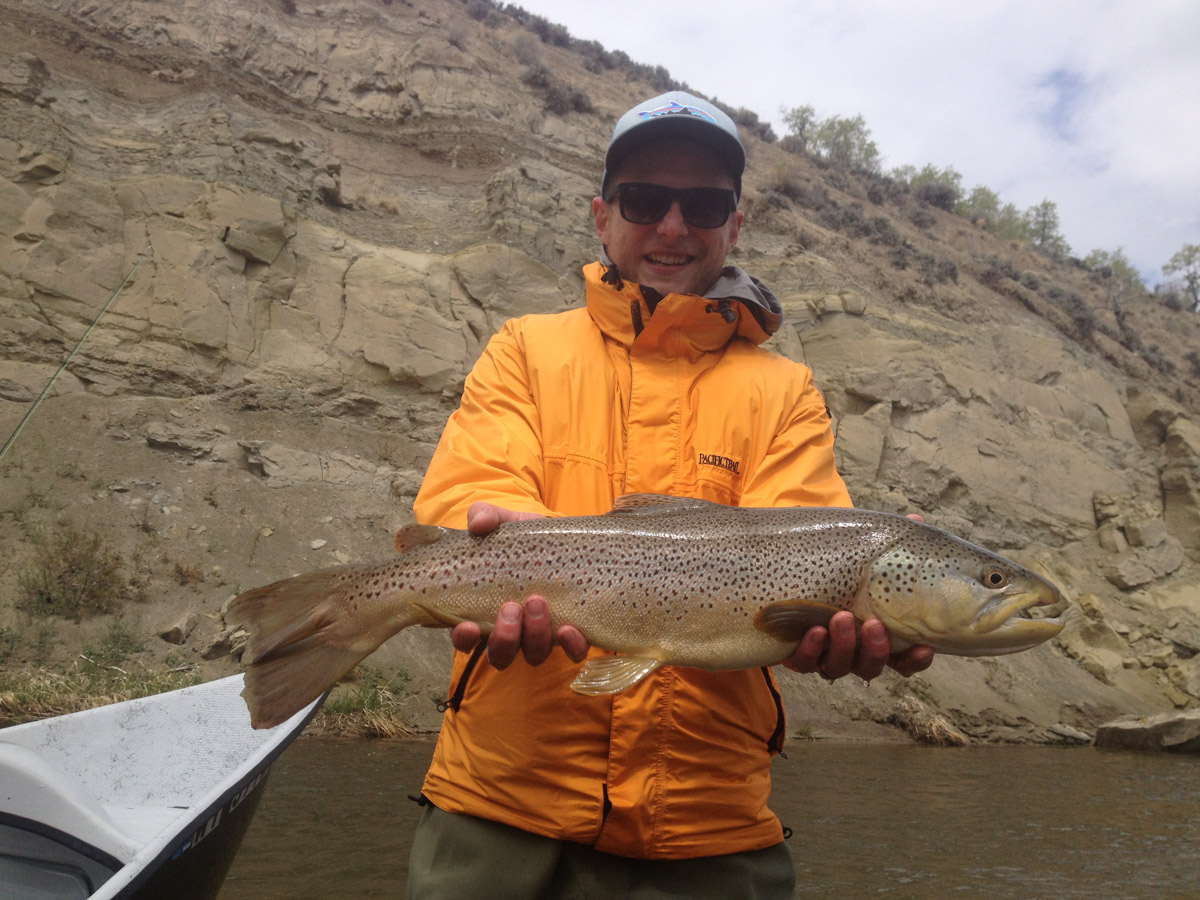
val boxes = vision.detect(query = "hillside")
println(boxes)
[1,0,1198,743]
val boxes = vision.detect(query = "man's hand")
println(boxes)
[451,503,933,678]
[781,512,935,681]
[780,611,934,681]
[448,502,590,668]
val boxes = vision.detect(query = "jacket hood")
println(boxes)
[705,266,784,336]
[593,253,783,344]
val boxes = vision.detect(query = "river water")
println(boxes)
[221,737,1200,898]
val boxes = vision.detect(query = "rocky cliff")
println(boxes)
[2,0,1198,742]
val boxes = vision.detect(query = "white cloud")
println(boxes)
[514,0,1200,282]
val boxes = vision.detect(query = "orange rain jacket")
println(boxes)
[413,261,852,860]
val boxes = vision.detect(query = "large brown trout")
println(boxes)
[230,495,1065,728]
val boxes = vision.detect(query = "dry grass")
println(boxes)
[312,666,414,738]
[310,707,414,739]
[0,666,201,727]
[0,659,418,738]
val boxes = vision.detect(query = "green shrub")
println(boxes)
[936,258,960,284]
[980,256,1021,285]
[865,173,907,206]
[465,0,500,23]
[0,627,18,664]
[521,64,552,90]
[17,528,130,620]
[1143,345,1176,375]
[522,65,591,116]
[911,253,958,285]
[1057,291,1098,339]
[728,106,777,143]
[913,180,958,211]
[528,14,571,47]
[544,83,592,115]
[512,34,540,66]
[866,215,902,246]
[764,162,808,204]
[83,619,145,668]
[818,202,867,235]
[909,208,935,230]
[1186,350,1200,379]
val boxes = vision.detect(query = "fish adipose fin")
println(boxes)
[753,599,848,642]
[394,524,445,553]
[570,655,663,694]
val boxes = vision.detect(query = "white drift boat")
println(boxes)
[0,674,324,899]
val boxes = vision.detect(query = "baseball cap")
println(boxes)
[601,91,746,200]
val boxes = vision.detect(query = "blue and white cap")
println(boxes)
[602,91,746,200]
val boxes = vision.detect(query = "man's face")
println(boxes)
[593,140,743,298]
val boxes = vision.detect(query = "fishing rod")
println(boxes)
[0,243,152,464]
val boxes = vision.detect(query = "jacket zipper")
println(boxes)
[620,340,634,496]
[436,643,487,713]
[761,667,787,754]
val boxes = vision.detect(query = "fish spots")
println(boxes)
[347,507,1002,648]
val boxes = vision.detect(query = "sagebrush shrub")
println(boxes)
[17,528,129,620]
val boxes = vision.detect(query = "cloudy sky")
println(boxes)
[514,0,1199,284]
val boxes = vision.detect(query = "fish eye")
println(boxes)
[981,567,1009,589]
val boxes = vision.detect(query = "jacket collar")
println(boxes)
[583,259,782,352]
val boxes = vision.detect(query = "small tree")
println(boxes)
[992,202,1029,242]
[1162,243,1200,312]
[906,164,963,211]
[811,114,879,171]
[957,185,1000,226]
[780,104,817,154]
[1084,248,1144,290]
[780,105,879,171]
[1023,199,1071,259]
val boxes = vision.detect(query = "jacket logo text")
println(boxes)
[698,453,740,475]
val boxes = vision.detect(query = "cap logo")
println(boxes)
[638,101,718,124]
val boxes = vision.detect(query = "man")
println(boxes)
[407,91,933,897]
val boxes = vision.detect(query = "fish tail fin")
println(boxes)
[229,567,416,729]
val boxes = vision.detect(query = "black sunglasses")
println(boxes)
[604,182,737,229]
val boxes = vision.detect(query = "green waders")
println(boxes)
[407,804,796,899]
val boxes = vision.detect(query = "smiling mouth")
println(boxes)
[645,253,693,267]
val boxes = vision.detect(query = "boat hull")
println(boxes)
[0,675,325,899]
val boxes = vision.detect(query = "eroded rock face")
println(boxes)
[1,0,1198,738]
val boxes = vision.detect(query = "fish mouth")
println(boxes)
[970,583,1066,652]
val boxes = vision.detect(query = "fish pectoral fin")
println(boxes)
[753,600,848,642]
[570,655,663,695]
[393,524,446,554]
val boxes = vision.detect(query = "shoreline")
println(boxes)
[0,666,1082,747]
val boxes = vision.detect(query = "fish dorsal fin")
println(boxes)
[393,524,445,554]
[570,655,663,694]
[753,600,850,642]
[607,494,723,517]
